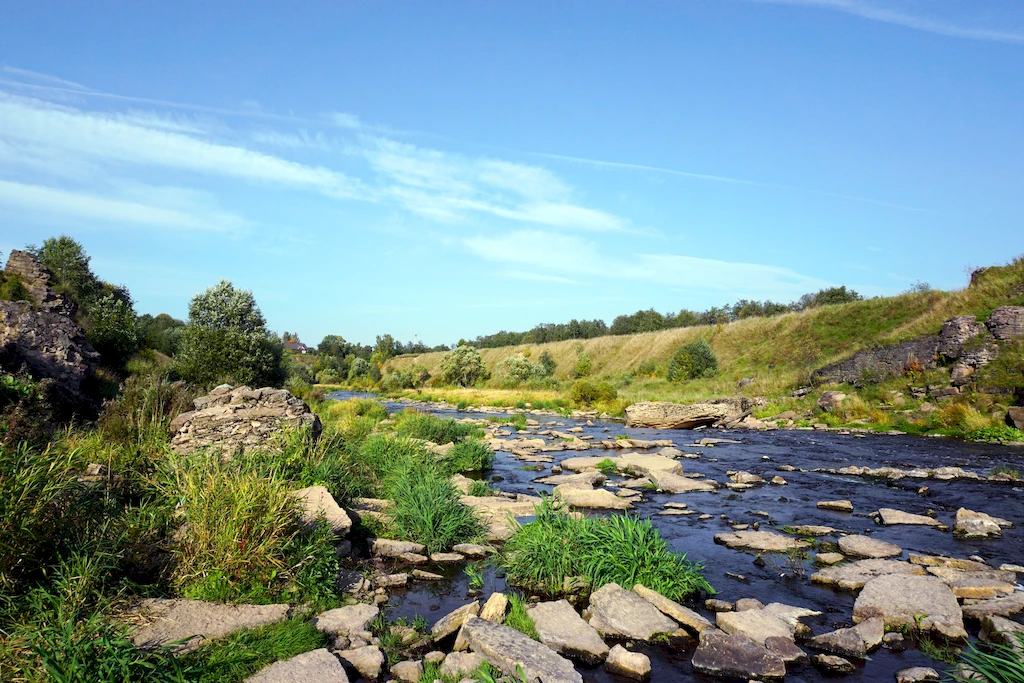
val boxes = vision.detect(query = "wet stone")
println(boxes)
[813,653,855,674]
[896,667,940,683]
[246,648,348,683]
[764,635,807,663]
[954,508,1012,538]
[691,630,787,680]
[604,644,651,681]
[816,552,846,565]
[818,499,854,512]
[714,530,811,552]
[853,574,966,639]
[807,617,885,658]
[838,534,903,559]
[633,583,714,634]
[587,583,678,641]
[812,559,927,591]
[528,599,609,665]
[875,508,942,527]
[461,617,583,683]
[962,592,1024,619]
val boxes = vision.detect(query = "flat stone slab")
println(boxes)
[716,603,820,645]
[876,508,942,526]
[293,486,352,538]
[812,559,927,591]
[691,630,787,680]
[431,601,480,641]
[962,592,1024,619]
[926,567,1016,600]
[896,667,940,683]
[817,500,853,512]
[838,535,902,559]
[313,604,379,637]
[633,584,713,634]
[535,471,607,487]
[560,454,682,475]
[789,525,838,536]
[714,530,810,552]
[807,618,885,658]
[439,652,484,679]
[853,574,966,639]
[587,582,678,641]
[246,648,348,682]
[528,599,609,665]
[646,470,717,493]
[370,538,426,557]
[452,543,494,558]
[462,616,583,683]
[555,485,633,510]
[909,554,989,572]
[954,508,1013,538]
[336,646,384,681]
[131,598,290,653]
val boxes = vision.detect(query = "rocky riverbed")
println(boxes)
[333,391,1024,683]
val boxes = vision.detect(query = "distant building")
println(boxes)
[284,341,309,354]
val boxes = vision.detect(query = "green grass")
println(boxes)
[504,593,539,640]
[464,564,484,590]
[385,466,484,554]
[181,618,327,682]
[595,458,618,475]
[990,465,1022,479]
[949,633,1024,682]
[445,440,494,472]
[500,501,713,602]
[467,480,498,496]
[394,410,482,444]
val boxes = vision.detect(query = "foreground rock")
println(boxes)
[838,535,902,559]
[431,601,481,641]
[961,592,1024,619]
[896,667,940,683]
[170,385,321,455]
[604,645,651,681]
[853,574,966,638]
[336,646,384,681]
[246,648,348,682]
[624,401,742,429]
[716,602,820,645]
[812,559,926,591]
[691,630,787,680]
[633,584,713,634]
[807,618,884,658]
[462,617,583,683]
[586,583,678,641]
[715,530,810,552]
[314,604,379,637]
[528,599,609,664]
[294,486,352,537]
[953,508,1013,538]
[131,598,289,653]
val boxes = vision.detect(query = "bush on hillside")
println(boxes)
[439,345,488,387]
[494,354,555,388]
[667,339,718,382]
[572,344,592,378]
[569,379,617,406]
[175,281,284,389]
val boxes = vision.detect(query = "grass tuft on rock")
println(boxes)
[949,633,1024,682]
[504,593,539,640]
[500,501,713,602]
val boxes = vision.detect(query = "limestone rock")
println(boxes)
[838,535,902,559]
[431,601,480,641]
[714,530,810,552]
[535,471,606,487]
[294,486,352,537]
[314,604,379,637]
[633,584,713,634]
[170,385,321,455]
[807,617,885,658]
[389,660,423,683]
[560,454,682,475]
[246,648,348,682]
[954,508,1012,539]
[691,629,787,680]
[817,391,847,412]
[938,316,988,358]
[337,646,384,681]
[646,470,717,493]
[961,592,1024,619]
[765,635,807,663]
[716,602,820,646]
[909,554,989,572]
[876,508,942,527]
[371,538,426,558]
[3,249,75,315]
[817,499,854,512]
[452,543,493,558]
[926,567,1016,600]
[816,552,845,565]
[896,667,940,683]
[1008,406,1024,431]
[555,485,632,510]
[586,582,678,641]
[987,306,1024,341]
[430,552,464,563]
[853,574,966,639]
[812,559,927,591]
[528,600,609,665]
[131,598,289,653]
[812,654,854,674]
[981,615,1024,652]
[604,645,650,681]
[461,617,583,683]
[479,592,508,623]
[439,652,484,679]
[624,401,740,429]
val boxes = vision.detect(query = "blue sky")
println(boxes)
[1,1,1022,346]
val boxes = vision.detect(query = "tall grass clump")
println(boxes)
[385,466,483,554]
[98,376,195,446]
[501,502,713,602]
[159,454,299,602]
[444,440,494,472]
[504,593,539,640]
[394,410,481,444]
[949,633,1024,682]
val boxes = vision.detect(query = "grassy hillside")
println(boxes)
[385,255,1024,405]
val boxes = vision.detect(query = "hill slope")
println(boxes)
[386,256,1024,404]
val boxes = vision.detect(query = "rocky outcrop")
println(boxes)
[169,384,321,455]
[1008,406,1024,430]
[986,306,1024,341]
[938,316,988,358]
[812,337,939,386]
[1,251,99,419]
[625,398,755,429]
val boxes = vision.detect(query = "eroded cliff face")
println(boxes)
[1,250,100,419]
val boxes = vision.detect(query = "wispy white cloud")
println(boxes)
[743,0,1024,45]
[464,229,830,297]
[500,270,582,285]
[0,179,248,232]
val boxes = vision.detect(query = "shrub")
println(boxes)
[667,339,718,382]
[634,359,658,378]
[440,345,488,387]
[495,355,544,388]
[175,281,284,389]
[501,501,712,601]
[569,379,617,406]
[86,293,139,369]
[0,271,30,302]
[538,351,557,376]
[572,345,592,379]
[347,357,371,381]
[382,368,417,390]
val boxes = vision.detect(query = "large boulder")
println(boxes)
[528,600,609,664]
[987,306,1024,341]
[853,574,966,639]
[586,583,678,641]
[624,400,745,429]
[691,629,787,680]
[461,617,583,683]
[170,385,321,455]
[3,249,76,316]
[1008,406,1024,431]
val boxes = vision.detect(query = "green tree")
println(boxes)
[86,293,139,367]
[28,235,101,304]
[175,281,283,388]
[573,344,592,378]
[440,345,487,387]
[538,350,557,377]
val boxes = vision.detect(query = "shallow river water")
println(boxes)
[329,392,1024,682]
